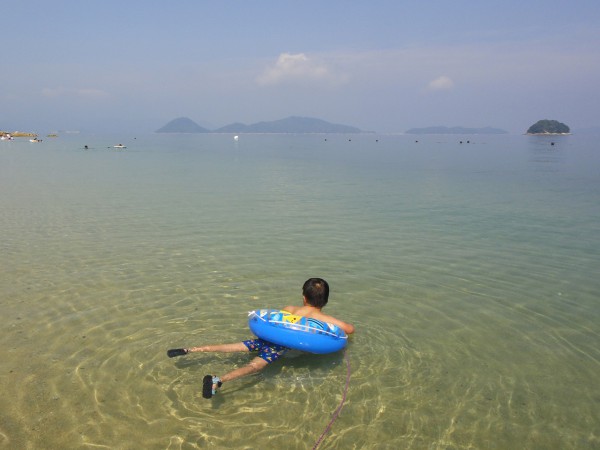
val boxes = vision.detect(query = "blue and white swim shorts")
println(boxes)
[242,338,289,363]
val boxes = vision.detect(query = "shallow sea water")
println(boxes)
[1,133,599,449]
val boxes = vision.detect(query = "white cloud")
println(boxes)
[41,87,109,99]
[257,52,339,86]
[427,76,455,91]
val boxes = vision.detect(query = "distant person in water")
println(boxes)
[167,278,355,398]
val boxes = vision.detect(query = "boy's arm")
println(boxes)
[326,317,355,335]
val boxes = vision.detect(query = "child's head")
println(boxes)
[302,278,329,308]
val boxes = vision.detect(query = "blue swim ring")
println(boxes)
[248,309,348,354]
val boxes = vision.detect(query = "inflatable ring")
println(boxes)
[248,309,348,354]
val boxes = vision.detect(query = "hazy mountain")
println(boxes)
[157,116,362,134]
[156,117,209,133]
[405,126,508,135]
[214,122,251,133]
[216,116,362,133]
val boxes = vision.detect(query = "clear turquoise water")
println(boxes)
[1,133,599,449]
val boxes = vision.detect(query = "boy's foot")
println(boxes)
[167,348,188,358]
[202,375,222,399]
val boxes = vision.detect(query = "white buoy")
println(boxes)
[234,135,239,141]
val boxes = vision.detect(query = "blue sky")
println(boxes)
[2,1,599,133]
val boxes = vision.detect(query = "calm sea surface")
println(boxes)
[1,133,599,449]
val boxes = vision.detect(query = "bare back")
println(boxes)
[283,305,355,335]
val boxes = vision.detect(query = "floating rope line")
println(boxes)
[312,348,351,450]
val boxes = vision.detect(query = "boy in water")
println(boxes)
[167,278,355,399]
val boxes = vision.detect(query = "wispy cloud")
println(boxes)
[427,76,455,91]
[257,53,343,86]
[41,87,109,99]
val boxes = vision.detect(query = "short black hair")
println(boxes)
[302,278,329,308]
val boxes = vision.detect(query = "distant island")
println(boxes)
[156,116,362,134]
[405,126,507,135]
[526,119,570,135]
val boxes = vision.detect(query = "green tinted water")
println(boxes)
[1,133,599,449]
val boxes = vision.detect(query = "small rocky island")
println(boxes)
[526,120,570,135]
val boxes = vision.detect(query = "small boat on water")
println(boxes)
[113,144,126,149]
[30,138,42,143]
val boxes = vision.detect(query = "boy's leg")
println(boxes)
[203,357,268,399]
[187,342,249,353]
[200,340,287,398]
[221,357,269,383]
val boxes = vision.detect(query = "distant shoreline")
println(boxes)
[1,131,37,137]
[525,132,571,136]
[405,126,508,135]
